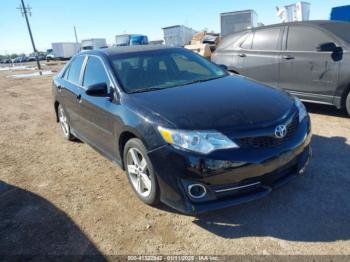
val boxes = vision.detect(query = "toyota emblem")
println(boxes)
[275,125,287,139]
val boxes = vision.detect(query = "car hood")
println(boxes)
[126,75,296,131]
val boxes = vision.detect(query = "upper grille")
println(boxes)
[237,114,299,149]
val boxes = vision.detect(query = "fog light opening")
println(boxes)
[299,166,306,174]
[188,184,207,199]
[299,148,312,174]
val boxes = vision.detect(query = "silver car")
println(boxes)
[212,21,350,116]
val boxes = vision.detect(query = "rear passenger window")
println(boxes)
[241,33,253,49]
[287,26,334,51]
[66,56,85,84]
[252,28,280,51]
[83,57,110,87]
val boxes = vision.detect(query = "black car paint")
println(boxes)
[212,21,350,110]
[52,47,311,214]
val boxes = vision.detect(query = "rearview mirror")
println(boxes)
[317,42,338,52]
[86,82,108,97]
[218,64,228,71]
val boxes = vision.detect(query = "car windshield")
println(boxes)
[321,22,350,43]
[110,49,227,93]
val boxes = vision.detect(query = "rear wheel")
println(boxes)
[346,92,350,117]
[57,104,74,141]
[123,138,160,206]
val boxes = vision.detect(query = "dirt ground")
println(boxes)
[0,62,349,257]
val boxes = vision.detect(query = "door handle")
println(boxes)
[282,55,294,60]
[238,53,246,57]
[76,94,81,100]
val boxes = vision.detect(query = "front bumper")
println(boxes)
[148,118,312,214]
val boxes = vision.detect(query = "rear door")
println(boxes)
[239,27,283,87]
[59,55,86,132]
[78,55,118,158]
[278,25,340,102]
[212,32,248,73]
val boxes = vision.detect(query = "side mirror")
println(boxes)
[317,42,338,52]
[86,82,108,97]
[218,64,228,71]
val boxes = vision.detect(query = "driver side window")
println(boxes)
[83,56,110,88]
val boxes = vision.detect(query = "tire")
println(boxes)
[123,138,160,206]
[346,92,350,117]
[57,104,74,141]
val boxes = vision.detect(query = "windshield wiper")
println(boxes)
[129,87,165,94]
[181,76,225,86]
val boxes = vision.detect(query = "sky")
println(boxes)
[0,0,349,55]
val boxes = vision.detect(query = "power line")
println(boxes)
[17,0,41,71]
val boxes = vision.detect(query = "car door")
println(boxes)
[78,55,118,158]
[239,27,283,87]
[212,32,248,73]
[58,55,86,132]
[278,25,340,102]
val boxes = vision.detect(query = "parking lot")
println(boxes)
[0,63,349,256]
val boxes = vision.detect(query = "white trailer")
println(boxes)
[277,2,311,22]
[81,38,107,50]
[220,10,258,37]
[51,42,80,60]
[162,25,197,47]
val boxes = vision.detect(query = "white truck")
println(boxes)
[276,2,311,22]
[81,38,107,50]
[48,42,80,61]
[220,10,258,37]
[162,25,197,47]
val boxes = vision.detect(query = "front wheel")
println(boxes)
[123,138,160,206]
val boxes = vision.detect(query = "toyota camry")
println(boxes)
[52,46,312,214]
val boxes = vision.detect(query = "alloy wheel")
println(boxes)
[58,106,69,137]
[126,148,152,198]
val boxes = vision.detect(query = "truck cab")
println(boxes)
[115,34,149,46]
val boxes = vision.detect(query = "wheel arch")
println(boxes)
[118,130,139,170]
[341,83,350,109]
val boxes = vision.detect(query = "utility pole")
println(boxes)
[74,26,80,53]
[17,0,41,71]
[74,26,79,44]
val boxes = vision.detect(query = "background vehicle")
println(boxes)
[220,10,258,37]
[46,48,55,61]
[49,43,80,61]
[115,34,149,46]
[12,56,28,63]
[81,38,107,50]
[52,46,311,214]
[212,20,350,116]
[331,5,350,22]
[27,56,36,62]
[1,58,12,64]
[162,25,197,47]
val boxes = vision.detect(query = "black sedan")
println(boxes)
[52,46,312,214]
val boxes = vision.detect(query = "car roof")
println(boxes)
[268,20,347,28]
[230,20,348,34]
[84,45,178,57]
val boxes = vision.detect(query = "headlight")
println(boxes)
[158,127,239,154]
[294,97,308,122]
